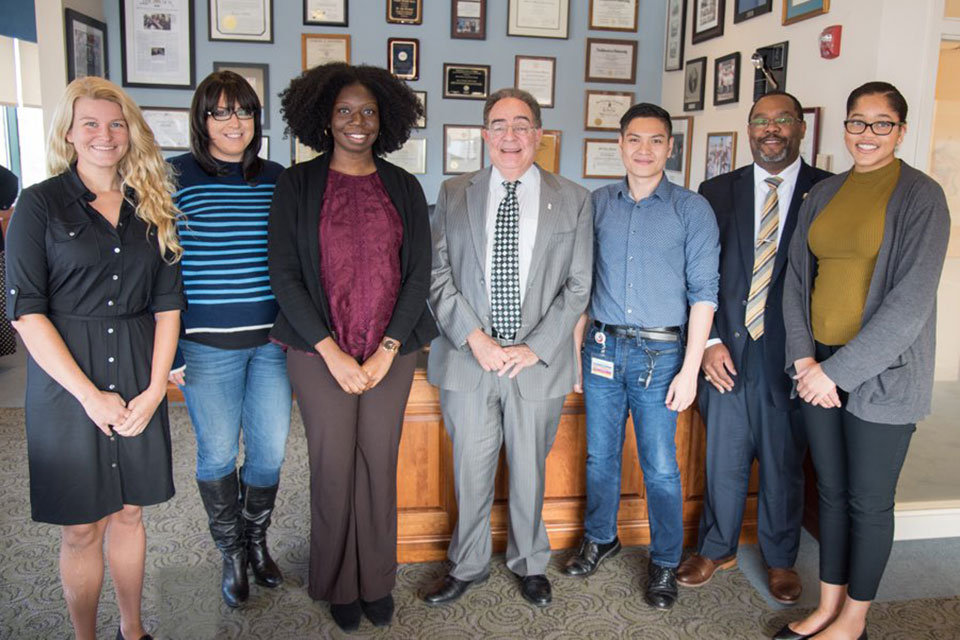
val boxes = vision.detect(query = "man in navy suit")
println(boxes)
[676,92,832,603]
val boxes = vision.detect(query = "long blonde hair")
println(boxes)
[47,77,182,261]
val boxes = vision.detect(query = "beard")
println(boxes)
[755,135,791,163]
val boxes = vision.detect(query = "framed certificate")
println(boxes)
[734,0,772,23]
[292,136,321,164]
[585,38,637,84]
[665,115,693,188]
[209,0,272,42]
[664,0,686,72]
[535,129,561,173]
[783,0,829,25]
[451,0,486,39]
[514,56,555,108]
[705,131,737,180]
[713,52,740,106]
[584,90,634,131]
[692,0,725,44]
[800,106,822,166]
[304,0,348,26]
[583,138,623,179]
[64,9,108,82]
[258,135,269,160]
[388,38,419,80]
[385,138,427,174]
[507,0,570,39]
[444,125,484,174]
[443,64,490,100]
[589,0,638,32]
[142,107,191,150]
[302,34,350,70]
[683,57,707,111]
[387,0,422,24]
[413,91,427,128]
[120,0,196,89]
[213,62,270,128]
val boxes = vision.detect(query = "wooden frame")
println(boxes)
[388,38,419,81]
[443,63,490,100]
[588,0,638,32]
[208,0,273,43]
[120,0,196,89]
[141,107,191,150]
[664,0,686,72]
[64,8,108,82]
[683,57,707,112]
[713,52,741,106]
[514,55,556,108]
[584,90,634,131]
[451,0,485,39]
[692,0,726,44]
[582,138,623,179]
[443,124,484,174]
[291,136,320,164]
[734,0,772,23]
[782,0,829,25]
[535,130,561,173]
[665,115,694,188]
[303,0,348,26]
[301,34,350,70]
[413,91,426,129]
[800,106,822,166]
[387,0,422,24]
[507,0,570,39]
[705,131,738,180]
[585,38,638,84]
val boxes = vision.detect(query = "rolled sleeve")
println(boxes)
[4,188,50,320]
[150,251,186,313]
[682,195,720,309]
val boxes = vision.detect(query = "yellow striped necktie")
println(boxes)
[745,176,783,340]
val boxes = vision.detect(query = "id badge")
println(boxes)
[590,356,614,379]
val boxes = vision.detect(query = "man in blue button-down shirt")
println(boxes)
[562,103,719,610]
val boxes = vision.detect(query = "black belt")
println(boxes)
[593,320,681,342]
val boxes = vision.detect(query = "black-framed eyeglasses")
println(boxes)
[747,116,799,128]
[843,120,901,136]
[206,107,256,121]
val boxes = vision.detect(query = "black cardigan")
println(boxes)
[267,153,438,356]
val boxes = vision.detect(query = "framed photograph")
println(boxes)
[535,130,561,173]
[444,125,484,174]
[584,90,634,131]
[589,0,638,32]
[515,56,555,108]
[302,34,350,70]
[120,0,195,89]
[292,137,321,164]
[713,52,740,106]
[451,0,485,39]
[213,62,270,128]
[304,0,348,26]
[664,0,686,72]
[142,107,191,150]
[684,57,707,111]
[507,0,570,39]
[734,0,772,23]
[258,135,269,160]
[585,38,638,84]
[209,0,272,42]
[583,138,623,179]
[705,131,737,180]
[387,0,422,24]
[65,9,108,83]
[413,91,427,128]
[385,138,427,174]
[692,0,725,44]
[800,106,822,166]
[665,115,693,188]
[443,64,490,100]
[783,0,829,25]
[388,38,419,81]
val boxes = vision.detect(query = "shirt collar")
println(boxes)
[753,155,802,188]
[62,163,98,205]
[616,172,673,203]
[489,164,540,193]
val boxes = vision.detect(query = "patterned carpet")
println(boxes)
[0,406,958,639]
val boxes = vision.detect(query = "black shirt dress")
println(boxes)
[4,167,185,525]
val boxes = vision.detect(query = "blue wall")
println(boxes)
[103,0,665,200]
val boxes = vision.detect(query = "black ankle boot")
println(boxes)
[240,478,283,588]
[197,471,249,608]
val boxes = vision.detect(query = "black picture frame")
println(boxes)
[692,0,725,44]
[120,0,196,90]
[212,61,270,129]
[734,0,772,23]
[64,9,109,82]
[303,0,348,26]
[413,90,426,128]
[451,0,485,39]
[443,63,490,100]
[208,0,273,43]
[713,52,740,106]
[683,57,707,112]
[664,0,686,72]
[388,38,419,81]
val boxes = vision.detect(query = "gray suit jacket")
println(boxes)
[427,165,593,400]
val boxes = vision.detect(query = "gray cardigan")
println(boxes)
[783,161,950,424]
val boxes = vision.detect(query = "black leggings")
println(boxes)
[801,343,915,601]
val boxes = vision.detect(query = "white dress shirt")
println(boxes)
[753,156,801,249]
[484,165,540,305]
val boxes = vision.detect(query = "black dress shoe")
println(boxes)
[423,573,488,604]
[644,563,678,610]
[520,574,552,606]
[330,600,362,632]
[360,593,394,627]
[771,623,811,640]
[115,630,153,640]
[563,537,622,577]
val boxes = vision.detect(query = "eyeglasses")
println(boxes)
[747,116,799,129]
[486,123,536,138]
[843,119,901,136]
[206,107,256,121]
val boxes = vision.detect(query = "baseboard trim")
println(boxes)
[894,503,960,540]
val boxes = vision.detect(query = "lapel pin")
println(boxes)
[802,192,808,199]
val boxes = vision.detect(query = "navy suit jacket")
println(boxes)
[698,161,832,409]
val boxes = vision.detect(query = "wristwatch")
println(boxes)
[381,337,400,354]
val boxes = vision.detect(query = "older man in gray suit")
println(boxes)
[424,88,593,607]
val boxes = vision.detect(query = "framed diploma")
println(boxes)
[683,57,707,111]
[209,0,272,43]
[64,9,108,82]
[302,34,350,70]
[585,38,637,84]
[444,125,484,174]
[713,52,740,106]
[705,131,738,180]
[589,0,638,32]
[388,38,419,81]
[142,107,191,150]
[120,0,196,89]
[583,138,623,179]
[304,0,348,26]
[692,0,725,44]
[734,0,772,23]
[782,0,829,25]
[213,62,270,128]
[535,129,561,173]
[800,107,822,166]
[292,136,321,164]
[387,0,422,24]
[451,0,486,39]
[665,115,693,188]
[507,0,570,39]
[385,138,427,174]
[664,0,686,72]
[258,135,269,160]
[413,91,427,128]
[443,64,490,100]
[584,90,634,131]
[514,56,555,108]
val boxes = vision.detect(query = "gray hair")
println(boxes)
[482,88,542,128]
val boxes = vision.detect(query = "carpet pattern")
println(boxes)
[0,406,957,639]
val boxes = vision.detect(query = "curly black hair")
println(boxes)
[280,63,423,156]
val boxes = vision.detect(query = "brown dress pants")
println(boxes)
[287,349,417,604]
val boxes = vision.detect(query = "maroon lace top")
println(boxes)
[319,169,402,360]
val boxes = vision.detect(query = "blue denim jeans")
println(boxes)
[179,340,292,487]
[582,324,684,568]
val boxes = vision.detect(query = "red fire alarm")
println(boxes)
[820,25,842,59]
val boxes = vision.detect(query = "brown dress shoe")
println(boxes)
[675,554,737,587]
[767,567,802,604]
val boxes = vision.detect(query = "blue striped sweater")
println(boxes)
[169,153,284,369]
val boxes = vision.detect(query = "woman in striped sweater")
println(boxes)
[168,71,290,609]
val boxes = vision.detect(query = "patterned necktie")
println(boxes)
[491,180,521,340]
[745,176,783,340]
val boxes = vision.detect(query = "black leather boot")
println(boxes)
[240,478,283,588]
[197,471,249,608]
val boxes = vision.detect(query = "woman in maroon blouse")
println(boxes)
[268,63,436,632]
